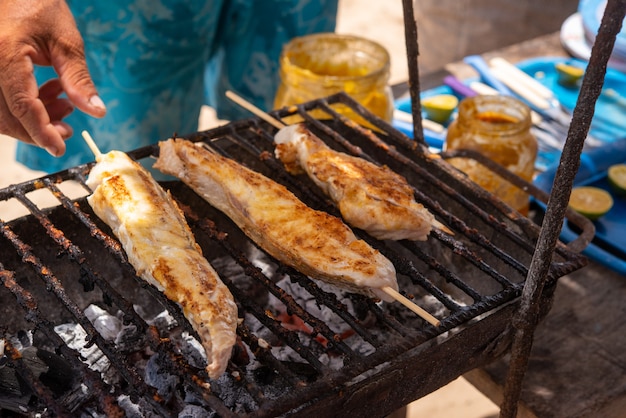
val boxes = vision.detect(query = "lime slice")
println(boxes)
[608,163,626,196]
[422,94,458,124]
[569,186,613,220]
[555,62,584,87]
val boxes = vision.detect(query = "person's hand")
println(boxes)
[0,0,106,157]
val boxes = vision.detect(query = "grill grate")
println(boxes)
[0,93,588,417]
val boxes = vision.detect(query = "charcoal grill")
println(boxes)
[0,91,590,417]
[2,0,624,414]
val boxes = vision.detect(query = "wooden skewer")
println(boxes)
[225,90,286,129]
[81,130,103,161]
[381,287,440,326]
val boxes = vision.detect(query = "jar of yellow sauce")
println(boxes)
[445,95,538,214]
[274,33,394,124]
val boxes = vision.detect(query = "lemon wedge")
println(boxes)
[422,94,458,124]
[608,163,626,197]
[555,62,584,87]
[569,186,613,220]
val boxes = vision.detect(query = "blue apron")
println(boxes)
[17,0,337,172]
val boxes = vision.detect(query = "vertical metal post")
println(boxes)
[401,0,426,145]
[499,1,626,416]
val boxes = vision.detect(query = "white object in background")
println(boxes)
[490,57,556,101]
[393,109,446,133]
[468,81,499,96]
[489,66,552,110]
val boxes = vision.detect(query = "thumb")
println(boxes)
[52,47,107,119]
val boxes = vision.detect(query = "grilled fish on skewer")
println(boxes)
[86,150,238,380]
[274,123,442,241]
[154,138,399,303]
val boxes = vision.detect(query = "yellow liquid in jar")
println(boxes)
[445,98,537,215]
[274,33,393,126]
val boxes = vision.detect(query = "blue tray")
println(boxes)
[393,56,626,274]
[517,57,626,168]
[520,57,626,274]
[534,154,626,275]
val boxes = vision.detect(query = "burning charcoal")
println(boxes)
[179,332,207,369]
[12,329,33,351]
[54,322,114,383]
[35,348,74,396]
[146,309,178,333]
[211,248,271,306]
[116,394,159,418]
[85,304,122,341]
[145,352,179,400]
[179,404,215,418]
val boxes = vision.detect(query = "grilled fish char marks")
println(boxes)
[86,151,237,380]
[275,124,437,241]
[154,139,398,303]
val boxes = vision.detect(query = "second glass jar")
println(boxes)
[445,95,538,214]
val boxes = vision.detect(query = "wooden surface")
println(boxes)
[470,261,626,417]
[448,32,626,417]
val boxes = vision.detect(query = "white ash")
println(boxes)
[115,394,168,418]
[178,404,214,418]
[6,330,33,352]
[54,322,114,382]
[144,308,178,332]
[178,331,208,369]
[85,304,124,341]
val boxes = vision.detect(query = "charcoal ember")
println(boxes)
[145,352,179,400]
[211,248,272,306]
[54,322,116,385]
[85,304,123,341]
[146,309,178,333]
[178,332,207,369]
[178,404,215,418]
[211,373,258,414]
[116,394,163,418]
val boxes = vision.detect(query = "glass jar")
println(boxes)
[274,33,394,124]
[445,95,538,214]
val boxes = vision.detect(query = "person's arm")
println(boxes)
[0,0,106,157]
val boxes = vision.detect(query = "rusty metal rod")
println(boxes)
[500,1,626,416]
[401,0,426,145]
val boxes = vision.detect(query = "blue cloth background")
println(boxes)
[17,0,337,173]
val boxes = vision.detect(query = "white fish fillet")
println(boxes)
[86,150,238,380]
[274,124,436,241]
[154,138,399,303]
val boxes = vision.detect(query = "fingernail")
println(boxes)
[45,145,58,157]
[89,95,106,111]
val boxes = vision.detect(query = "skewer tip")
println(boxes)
[381,286,440,326]
[225,90,286,130]
[81,130,103,161]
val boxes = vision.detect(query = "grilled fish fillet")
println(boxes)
[86,151,238,380]
[274,124,436,241]
[154,138,399,303]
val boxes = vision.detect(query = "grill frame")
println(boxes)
[0,92,590,417]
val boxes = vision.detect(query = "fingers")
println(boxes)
[0,0,99,158]
[40,79,75,121]
[0,55,68,156]
[49,30,106,119]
